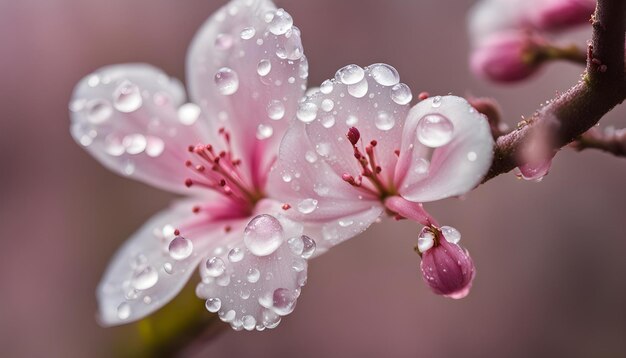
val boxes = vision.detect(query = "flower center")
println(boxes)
[341,126,398,199]
[183,127,264,216]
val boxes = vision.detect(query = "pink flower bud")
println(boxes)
[470,31,546,83]
[531,0,596,31]
[418,227,475,299]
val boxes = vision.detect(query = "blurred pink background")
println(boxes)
[1,0,625,357]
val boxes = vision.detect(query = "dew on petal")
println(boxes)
[243,214,284,256]
[113,81,142,113]
[374,111,395,131]
[416,114,454,147]
[246,268,261,283]
[256,124,273,139]
[117,302,131,320]
[228,248,244,263]
[336,64,365,85]
[346,114,358,126]
[268,8,293,35]
[370,63,400,86]
[214,67,239,95]
[321,99,334,112]
[123,134,147,155]
[347,78,368,98]
[240,26,256,40]
[297,198,318,214]
[131,266,159,290]
[272,288,298,316]
[320,79,334,94]
[432,95,442,108]
[178,103,201,125]
[168,236,193,260]
[390,83,413,105]
[321,114,336,128]
[296,102,318,123]
[86,99,113,124]
[206,257,226,277]
[257,59,271,76]
[145,136,165,157]
[215,33,234,50]
[467,151,477,161]
[441,226,461,244]
[267,100,285,120]
[205,297,222,313]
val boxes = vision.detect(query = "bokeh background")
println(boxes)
[1,0,625,357]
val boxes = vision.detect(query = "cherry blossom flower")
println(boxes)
[268,64,494,296]
[69,0,319,331]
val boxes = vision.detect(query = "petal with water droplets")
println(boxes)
[397,96,494,202]
[97,198,245,326]
[69,64,215,195]
[187,0,308,184]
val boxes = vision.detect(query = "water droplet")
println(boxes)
[117,302,131,320]
[315,142,331,157]
[246,268,260,283]
[257,59,271,76]
[87,74,100,87]
[346,115,358,126]
[268,9,293,35]
[297,198,318,214]
[215,33,234,50]
[168,236,193,260]
[214,67,239,95]
[228,248,244,263]
[272,288,298,316]
[178,103,201,125]
[305,151,317,163]
[348,78,368,98]
[417,229,435,253]
[240,26,256,39]
[432,96,442,107]
[321,99,334,112]
[123,134,147,155]
[219,309,236,322]
[281,172,292,182]
[296,102,318,123]
[256,124,273,139]
[339,219,353,227]
[163,262,173,274]
[86,99,112,124]
[416,114,454,147]
[320,80,334,94]
[205,257,225,277]
[266,100,285,120]
[321,115,335,128]
[113,81,142,113]
[413,158,430,174]
[292,258,305,272]
[131,265,159,290]
[370,64,400,86]
[374,111,395,131]
[390,83,412,105]
[441,226,461,244]
[205,297,222,313]
[243,214,284,256]
[242,315,256,331]
[467,151,477,161]
[145,136,165,157]
[336,64,365,85]
[262,309,281,328]
[300,235,316,258]
[287,236,304,256]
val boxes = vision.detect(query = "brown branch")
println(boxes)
[571,127,626,157]
[482,0,626,183]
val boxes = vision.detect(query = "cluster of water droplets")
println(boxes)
[417,225,461,254]
[196,215,315,331]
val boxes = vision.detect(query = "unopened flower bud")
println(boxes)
[470,31,546,83]
[346,127,360,146]
[418,226,475,299]
[531,0,596,31]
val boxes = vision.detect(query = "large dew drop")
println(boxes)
[243,215,284,256]
[416,114,454,147]
[131,265,159,290]
[296,102,318,123]
[257,59,271,76]
[374,111,395,131]
[168,236,193,260]
[336,64,365,85]
[86,99,113,124]
[268,9,293,35]
[214,67,239,95]
[113,81,142,113]
[390,83,413,105]
[370,64,400,86]
[297,198,318,214]
[266,100,285,120]
[272,288,298,316]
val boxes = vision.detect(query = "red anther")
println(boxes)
[218,127,225,134]
[394,149,400,157]
[232,159,241,166]
[282,203,291,210]
[219,179,226,186]
[185,160,193,167]
[192,206,201,213]
[205,144,213,152]
[174,229,180,236]
[354,152,362,160]
[214,157,221,164]
[184,178,193,187]
[346,127,361,145]
[195,165,205,172]
[375,166,382,173]
[418,92,430,100]
[219,151,226,158]
[224,225,232,232]
[187,145,195,152]
[370,140,377,147]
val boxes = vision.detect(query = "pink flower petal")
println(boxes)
[69,64,215,195]
[97,198,246,326]
[268,123,384,249]
[297,63,412,187]
[186,0,308,186]
[398,96,494,202]
[196,215,312,331]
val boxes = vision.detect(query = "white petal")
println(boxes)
[97,198,244,326]
[398,96,494,202]
[196,214,312,331]
[69,64,215,194]
[187,0,308,182]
